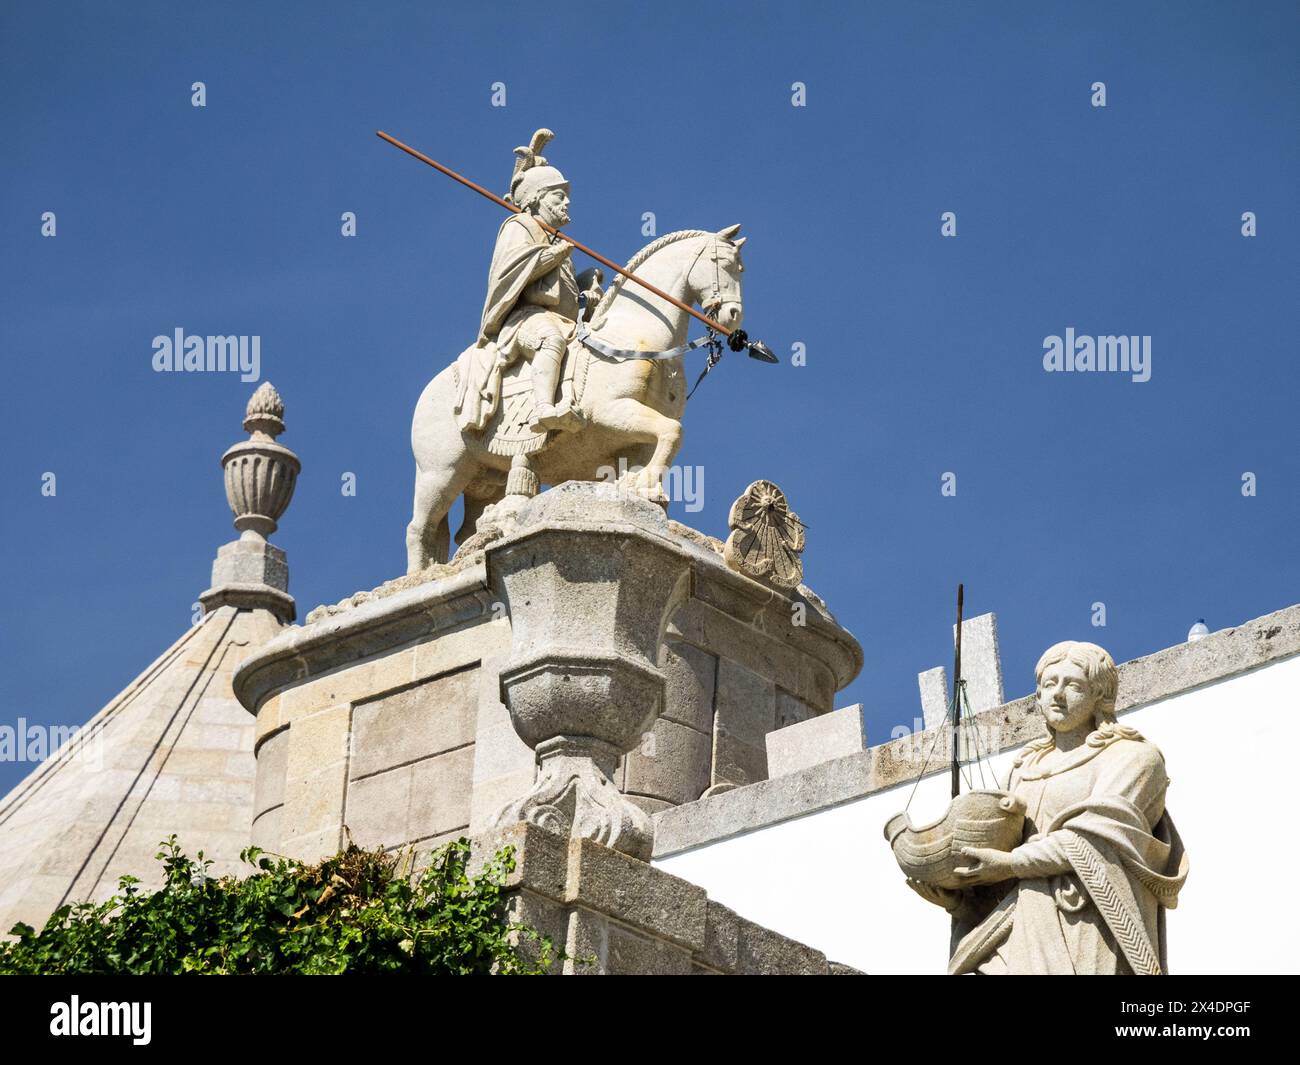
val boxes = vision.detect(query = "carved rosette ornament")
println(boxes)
[723,480,805,589]
[221,382,300,540]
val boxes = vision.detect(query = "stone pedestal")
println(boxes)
[485,484,692,859]
[199,536,294,622]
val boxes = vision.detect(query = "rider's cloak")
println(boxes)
[454,213,568,432]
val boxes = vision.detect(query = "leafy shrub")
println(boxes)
[0,835,554,975]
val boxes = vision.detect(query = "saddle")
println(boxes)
[453,339,591,457]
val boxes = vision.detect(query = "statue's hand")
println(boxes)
[954,847,1017,886]
[906,878,963,912]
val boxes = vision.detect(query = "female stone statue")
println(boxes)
[909,641,1189,974]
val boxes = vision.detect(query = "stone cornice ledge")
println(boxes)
[653,601,1300,858]
[232,563,494,714]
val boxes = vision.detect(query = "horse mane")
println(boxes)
[587,230,713,329]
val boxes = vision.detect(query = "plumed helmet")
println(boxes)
[512,164,569,210]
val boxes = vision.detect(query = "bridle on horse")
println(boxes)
[573,236,732,396]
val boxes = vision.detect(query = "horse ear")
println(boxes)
[732,236,747,249]
[717,223,742,240]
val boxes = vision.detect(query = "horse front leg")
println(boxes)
[590,397,683,504]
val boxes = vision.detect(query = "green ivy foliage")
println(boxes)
[0,836,555,975]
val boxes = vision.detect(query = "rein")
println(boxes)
[574,239,728,395]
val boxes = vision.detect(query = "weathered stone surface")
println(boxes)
[207,538,289,594]
[711,658,774,789]
[711,732,767,791]
[956,612,1004,714]
[565,836,707,949]
[464,823,828,975]
[280,763,347,860]
[468,704,530,783]
[624,795,674,818]
[562,907,609,975]
[623,716,711,807]
[347,745,474,850]
[605,921,694,975]
[736,912,829,975]
[405,745,474,842]
[234,564,497,715]
[766,703,866,778]
[349,667,478,780]
[661,639,717,734]
[504,890,569,973]
[699,898,742,972]
[775,689,816,730]
[284,704,350,780]
[715,660,775,747]
[467,629,534,834]
[468,822,568,899]
[251,726,287,825]
[250,805,281,852]
[919,666,949,731]
[917,614,1004,729]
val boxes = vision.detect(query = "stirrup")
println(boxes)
[529,402,584,433]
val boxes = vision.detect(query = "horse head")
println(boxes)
[687,224,746,332]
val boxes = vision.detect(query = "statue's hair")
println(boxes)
[587,230,715,329]
[1036,641,1118,716]
[1017,641,1142,760]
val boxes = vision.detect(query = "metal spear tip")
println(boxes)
[724,330,778,363]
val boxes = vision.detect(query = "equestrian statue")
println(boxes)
[386,128,756,573]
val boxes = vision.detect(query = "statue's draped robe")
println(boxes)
[454,212,578,432]
[949,735,1188,975]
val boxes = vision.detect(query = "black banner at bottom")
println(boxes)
[0,972,1288,1050]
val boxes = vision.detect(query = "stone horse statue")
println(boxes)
[405,225,747,572]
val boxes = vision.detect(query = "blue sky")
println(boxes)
[2,1,1297,795]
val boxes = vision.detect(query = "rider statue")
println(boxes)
[454,129,602,435]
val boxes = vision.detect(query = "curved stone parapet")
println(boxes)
[231,481,863,863]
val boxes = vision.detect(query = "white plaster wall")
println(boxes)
[655,653,1300,975]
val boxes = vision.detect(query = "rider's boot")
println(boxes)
[529,338,582,433]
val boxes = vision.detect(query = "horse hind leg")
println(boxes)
[406,465,473,573]
[456,477,505,548]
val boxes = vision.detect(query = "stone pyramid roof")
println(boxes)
[0,605,281,934]
[0,383,299,936]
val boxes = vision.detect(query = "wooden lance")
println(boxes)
[375,130,778,363]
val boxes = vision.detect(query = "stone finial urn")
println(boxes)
[487,483,691,861]
[198,383,300,622]
[221,382,300,540]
